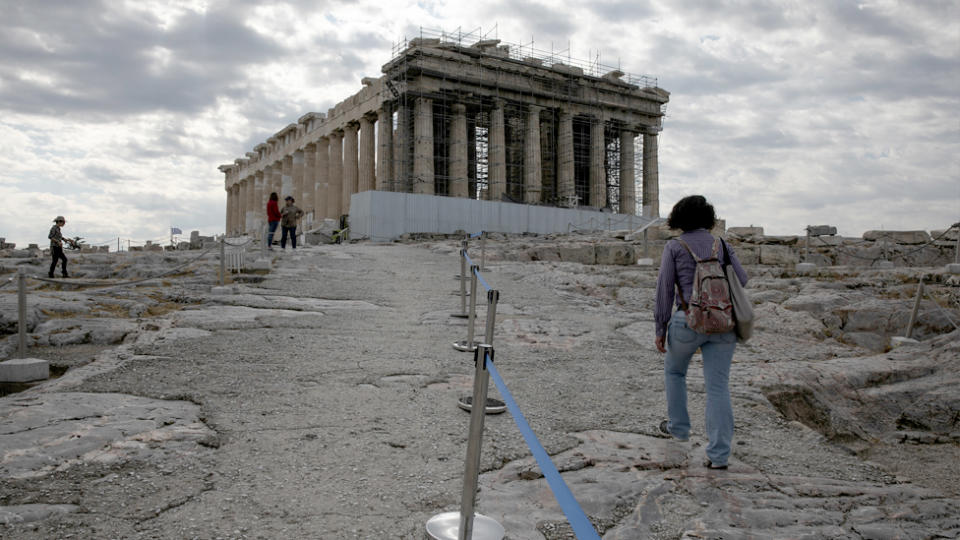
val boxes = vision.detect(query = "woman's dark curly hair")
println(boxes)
[667,195,716,232]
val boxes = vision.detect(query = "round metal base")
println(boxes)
[451,291,471,296]
[425,511,504,540]
[457,396,506,415]
[452,340,479,352]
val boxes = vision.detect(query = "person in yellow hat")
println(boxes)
[48,216,69,278]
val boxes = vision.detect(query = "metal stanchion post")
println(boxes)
[905,275,925,339]
[18,267,27,358]
[426,343,505,540]
[219,238,226,286]
[459,343,497,539]
[480,232,486,271]
[453,265,480,352]
[452,246,468,318]
[483,289,499,346]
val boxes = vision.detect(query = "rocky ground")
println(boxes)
[0,235,958,539]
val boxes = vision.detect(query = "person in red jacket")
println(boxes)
[266,192,281,250]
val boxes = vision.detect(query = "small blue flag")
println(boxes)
[171,227,182,235]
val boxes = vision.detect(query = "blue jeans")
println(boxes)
[267,221,279,248]
[664,310,737,465]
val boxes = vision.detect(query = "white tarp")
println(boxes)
[349,191,654,241]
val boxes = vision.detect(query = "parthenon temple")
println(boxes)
[220,30,669,236]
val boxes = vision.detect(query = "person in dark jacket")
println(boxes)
[266,192,281,250]
[653,195,748,470]
[279,196,303,250]
[48,216,69,278]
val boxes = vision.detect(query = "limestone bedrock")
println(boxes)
[0,240,957,539]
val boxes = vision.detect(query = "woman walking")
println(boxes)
[266,192,281,250]
[654,195,748,470]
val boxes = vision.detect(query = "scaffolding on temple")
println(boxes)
[382,26,668,215]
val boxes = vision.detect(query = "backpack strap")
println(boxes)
[709,237,722,260]
[719,237,731,267]
[674,238,701,262]
[676,237,721,262]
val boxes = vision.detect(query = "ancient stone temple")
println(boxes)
[219,30,669,235]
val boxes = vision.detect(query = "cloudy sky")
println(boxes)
[1,0,957,248]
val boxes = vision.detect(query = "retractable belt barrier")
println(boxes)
[431,232,601,540]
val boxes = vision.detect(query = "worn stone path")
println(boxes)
[1,241,958,539]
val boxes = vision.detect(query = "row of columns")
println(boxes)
[225,102,659,235]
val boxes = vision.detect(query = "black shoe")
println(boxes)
[61,273,69,278]
[704,460,728,470]
[48,273,54,278]
[659,420,689,442]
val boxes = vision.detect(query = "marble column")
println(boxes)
[642,130,660,218]
[342,122,359,213]
[315,138,329,220]
[327,131,343,218]
[245,176,256,233]
[395,102,411,192]
[259,167,270,213]
[303,144,315,219]
[271,161,282,201]
[488,99,506,201]
[449,103,469,198]
[253,172,265,234]
[293,150,305,210]
[523,105,543,204]
[225,187,232,234]
[376,105,392,191]
[557,109,575,206]
[619,130,637,215]
[238,178,248,233]
[413,97,434,195]
[359,115,376,193]
[281,155,293,200]
[231,184,241,234]
[589,116,606,209]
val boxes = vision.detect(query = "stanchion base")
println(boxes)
[453,340,479,352]
[451,291,471,296]
[457,396,506,414]
[425,511,504,540]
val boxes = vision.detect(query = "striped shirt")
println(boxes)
[654,229,748,337]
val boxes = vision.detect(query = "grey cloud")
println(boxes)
[480,1,574,41]
[0,3,286,117]
[667,0,797,31]
[587,1,655,22]
[647,35,787,96]
[81,164,126,184]
[825,1,915,42]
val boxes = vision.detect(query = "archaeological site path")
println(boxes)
[2,241,958,539]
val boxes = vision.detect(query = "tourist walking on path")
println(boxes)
[653,195,748,470]
[279,196,303,250]
[266,192,281,250]
[48,216,69,278]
